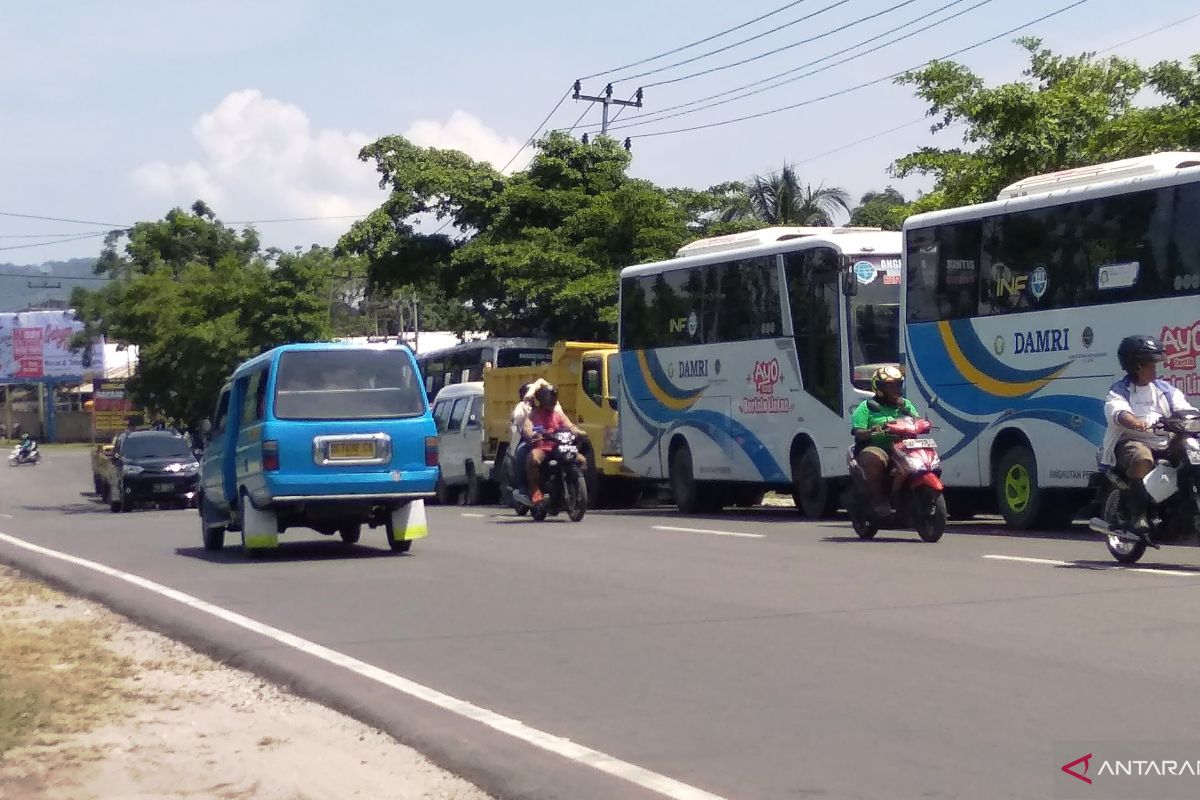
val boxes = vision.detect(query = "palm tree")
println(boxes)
[741,162,851,226]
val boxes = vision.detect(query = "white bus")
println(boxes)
[617,226,903,516]
[901,152,1200,530]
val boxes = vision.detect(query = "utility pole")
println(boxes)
[572,81,643,136]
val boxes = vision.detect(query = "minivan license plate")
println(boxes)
[329,441,375,460]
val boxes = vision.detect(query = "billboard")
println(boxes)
[92,379,137,432]
[0,310,105,380]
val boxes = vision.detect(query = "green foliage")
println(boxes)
[72,205,331,427]
[892,39,1200,211]
[339,132,732,339]
[719,163,850,226]
[848,187,907,230]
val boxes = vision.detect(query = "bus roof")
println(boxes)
[623,229,901,279]
[674,226,881,258]
[414,337,551,360]
[905,152,1200,230]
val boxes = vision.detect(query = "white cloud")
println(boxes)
[131,93,524,244]
[131,89,382,236]
[403,110,525,172]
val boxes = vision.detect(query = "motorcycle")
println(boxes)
[1089,409,1200,564]
[8,441,41,467]
[516,430,588,522]
[847,415,946,542]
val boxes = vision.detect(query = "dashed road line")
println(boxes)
[652,525,763,539]
[984,554,1200,577]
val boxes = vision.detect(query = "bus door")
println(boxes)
[784,247,844,439]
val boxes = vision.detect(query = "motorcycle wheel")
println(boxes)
[565,474,588,522]
[531,503,548,522]
[1102,488,1147,564]
[848,496,878,540]
[914,488,947,543]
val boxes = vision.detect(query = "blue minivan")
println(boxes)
[198,343,438,555]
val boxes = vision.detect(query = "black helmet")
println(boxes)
[534,384,558,409]
[1117,335,1165,375]
[518,382,532,401]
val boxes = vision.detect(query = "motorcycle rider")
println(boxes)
[522,384,586,507]
[16,432,35,462]
[851,365,921,518]
[1100,335,1196,535]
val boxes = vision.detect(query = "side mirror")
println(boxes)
[843,268,859,297]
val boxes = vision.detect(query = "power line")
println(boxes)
[576,0,814,81]
[0,271,113,281]
[227,213,371,224]
[1095,10,1200,54]
[498,87,573,173]
[0,231,111,250]
[626,0,1091,139]
[611,0,856,85]
[0,211,128,227]
[0,230,116,239]
[599,0,991,131]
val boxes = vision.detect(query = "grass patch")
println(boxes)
[0,570,134,760]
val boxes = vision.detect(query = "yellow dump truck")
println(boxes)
[482,341,641,508]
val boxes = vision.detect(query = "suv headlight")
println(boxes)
[122,465,145,475]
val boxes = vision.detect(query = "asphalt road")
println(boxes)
[3,448,1200,800]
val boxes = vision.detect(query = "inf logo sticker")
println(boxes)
[686,311,698,338]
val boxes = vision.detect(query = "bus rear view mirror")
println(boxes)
[843,268,859,296]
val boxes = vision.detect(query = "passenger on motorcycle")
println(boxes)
[18,433,34,455]
[521,384,586,506]
[851,365,920,518]
[1100,335,1196,534]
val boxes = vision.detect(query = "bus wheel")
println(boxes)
[995,445,1046,530]
[792,447,831,519]
[670,444,702,514]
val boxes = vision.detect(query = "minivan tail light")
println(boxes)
[425,436,438,467]
[263,440,280,471]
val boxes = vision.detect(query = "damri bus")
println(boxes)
[617,226,903,516]
[901,152,1200,529]
[416,337,552,398]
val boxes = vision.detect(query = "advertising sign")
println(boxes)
[0,310,104,380]
[92,380,135,432]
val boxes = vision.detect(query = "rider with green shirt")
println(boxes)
[851,365,919,518]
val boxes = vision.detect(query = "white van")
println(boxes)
[430,382,494,505]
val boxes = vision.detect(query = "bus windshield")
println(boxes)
[847,256,902,390]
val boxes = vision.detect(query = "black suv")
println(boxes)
[100,431,200,513]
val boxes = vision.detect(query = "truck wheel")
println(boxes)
[339,523,362,544]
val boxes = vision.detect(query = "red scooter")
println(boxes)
[847,416,946,542]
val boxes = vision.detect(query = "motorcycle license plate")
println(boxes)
[1187,449,1200,466]
[154,482,175,493]
[560,446,578,455]
[902,438,937,449]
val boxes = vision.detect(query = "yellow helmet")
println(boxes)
[870,364,904,398]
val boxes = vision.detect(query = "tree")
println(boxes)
[72,204,331,429]
[848,187,907,230]
[339,132,729,339]
[725,163,850,226]
[892,39,1200,213]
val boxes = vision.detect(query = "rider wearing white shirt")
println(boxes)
[1100,335,1196,532]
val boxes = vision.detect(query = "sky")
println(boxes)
[1,0,1197,268]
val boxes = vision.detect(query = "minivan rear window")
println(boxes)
[273,350,426,420]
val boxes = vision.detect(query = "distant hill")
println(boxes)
[0,258,106,311]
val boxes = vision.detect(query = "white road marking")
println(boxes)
[460,513,487,518]
[0,531,728,800]
[984,554,1200,577]
[652,525,763,539]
